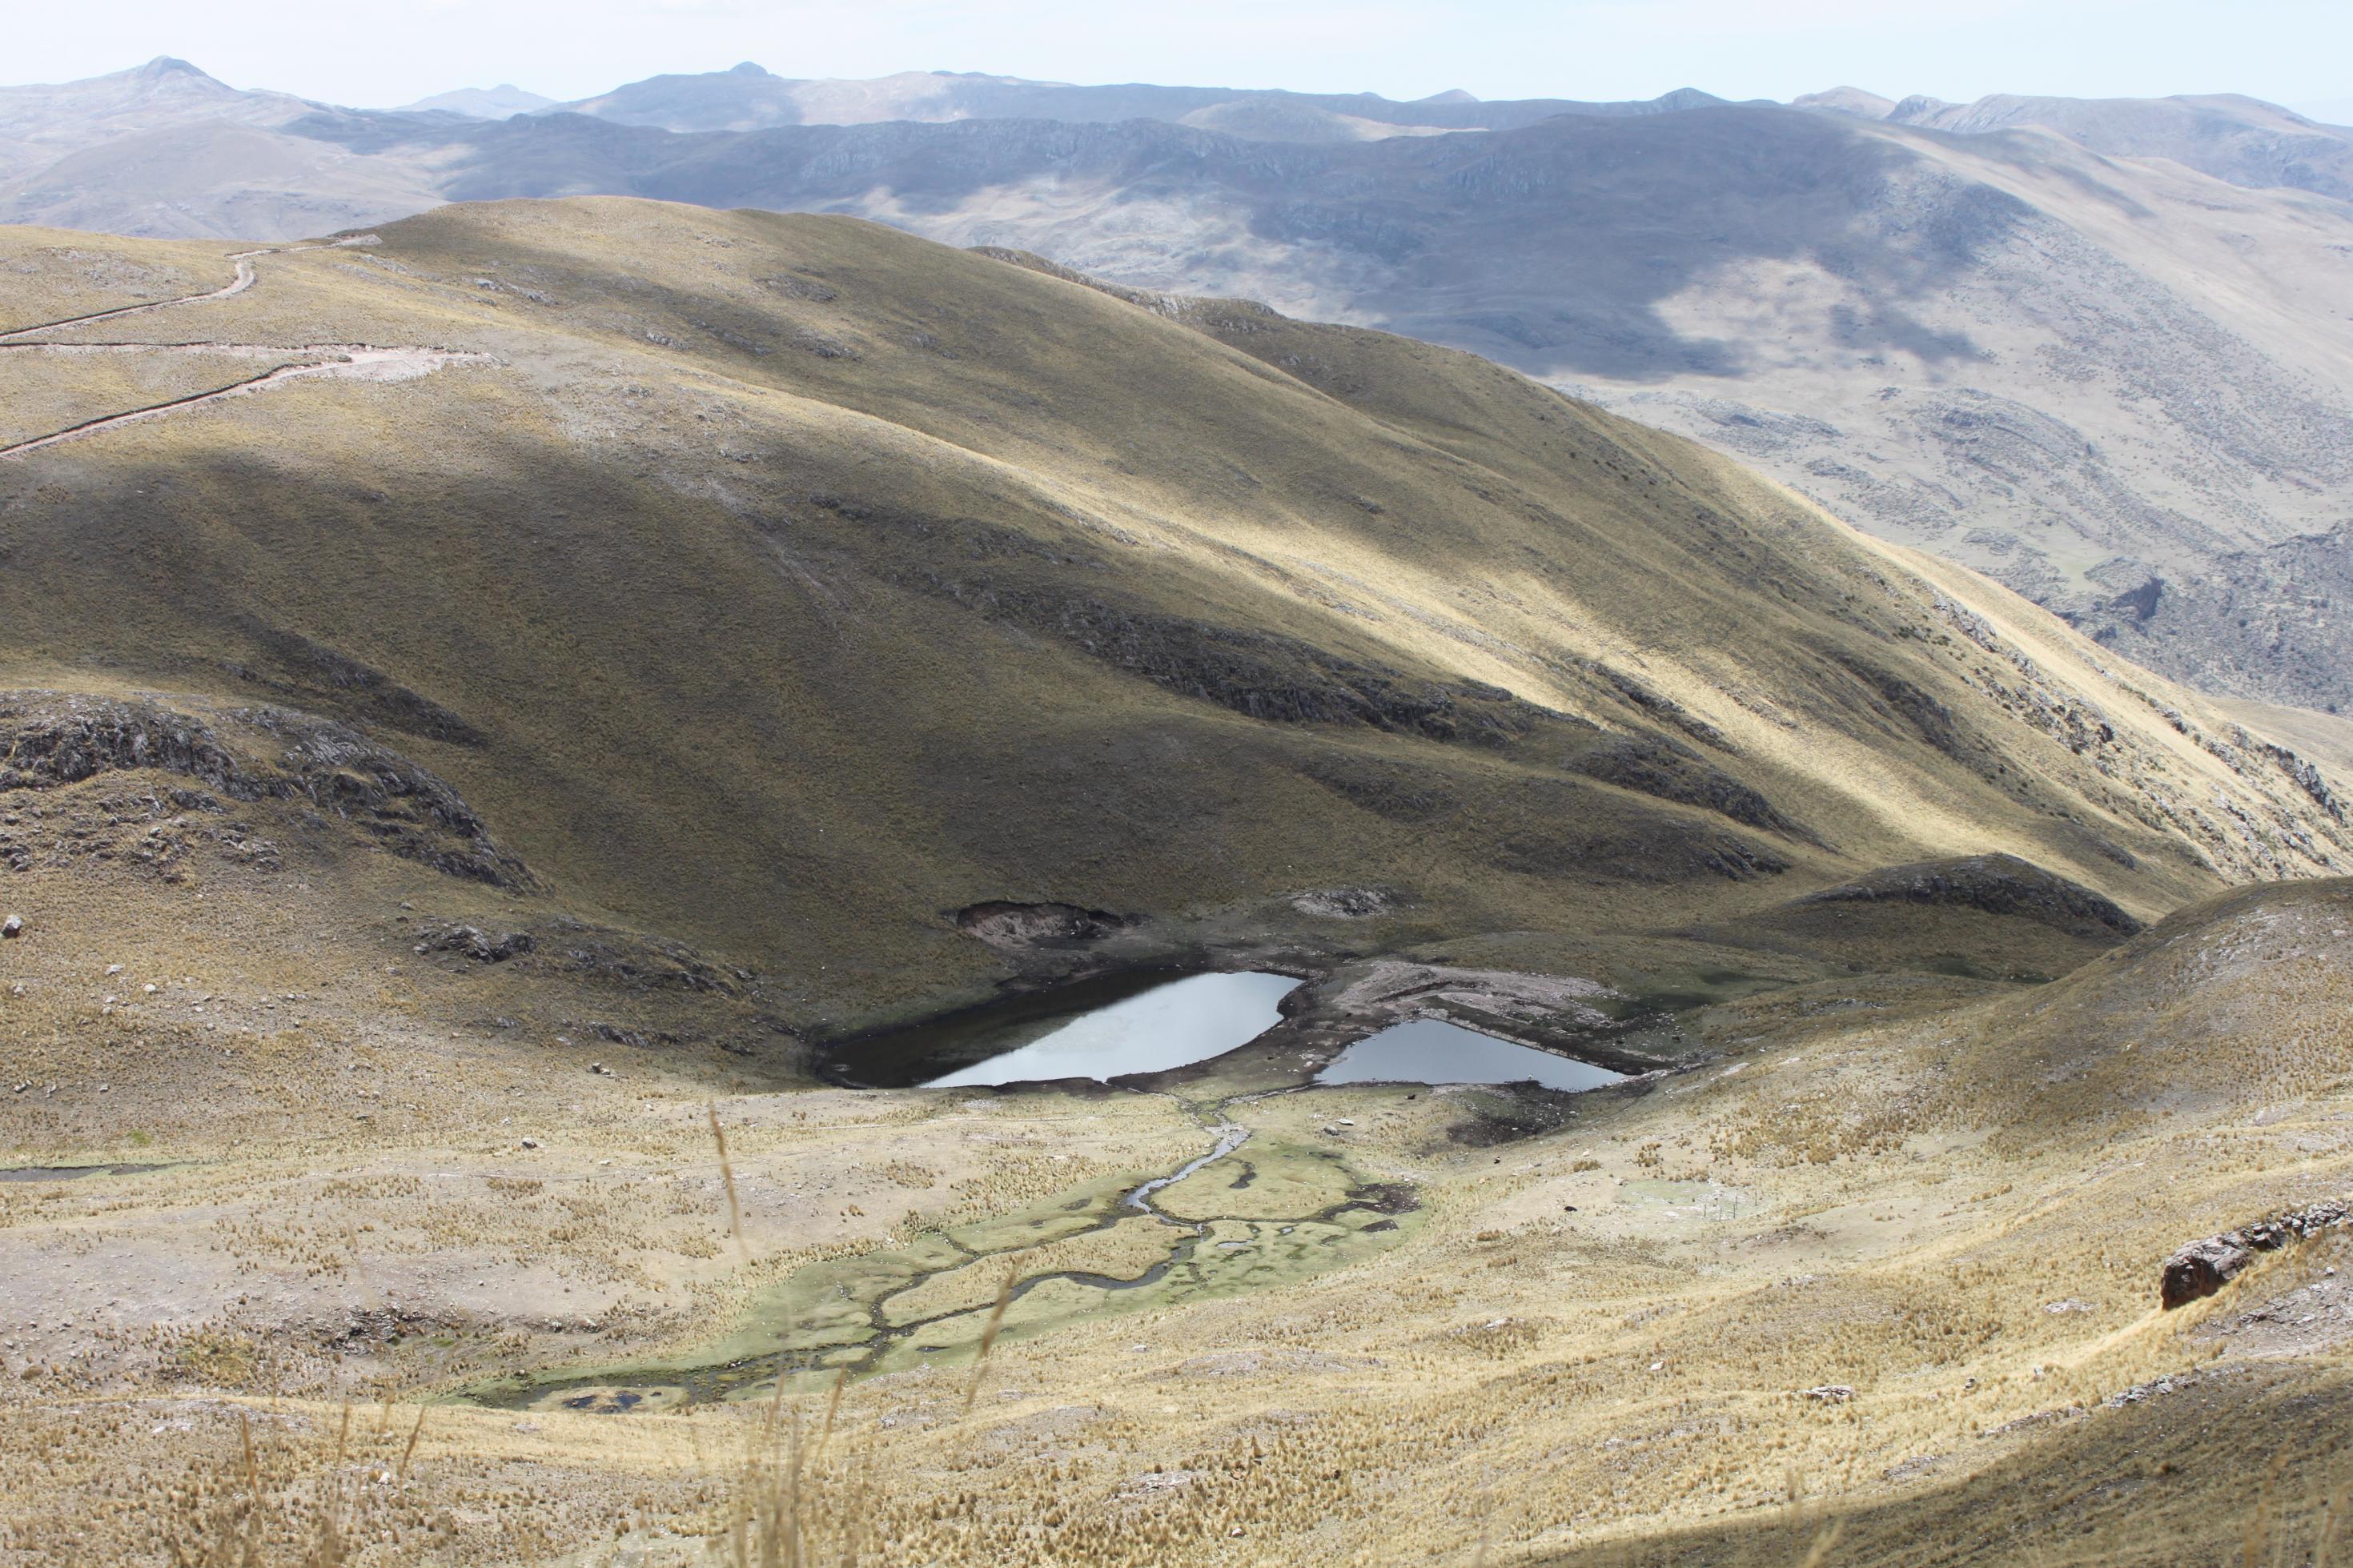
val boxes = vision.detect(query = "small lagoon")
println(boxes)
[928,972,1299,1085]
[829,970,1302,1088]
[1316,1017,1625,1092]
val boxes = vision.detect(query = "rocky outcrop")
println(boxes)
[934,583,1541,745]
[1323,960,1618,1033]
[955,901,1134,952]
[420,923,535,961]
[0,695,246,795]
[1563,733,1801,836]
[2160,1199,2349,1309]
[540,916,748,995]
[1291,888,1391,919]
[819,496,1551,748]
[1829,653,1976,768]
[856,496,1810,841]
[0,691,529,886]
[1797,853,2142,939]
[1584,664,1729,748]
[1491,812,1790,884]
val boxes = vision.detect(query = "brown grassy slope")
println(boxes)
[1550,1365,2353,1567]
[11,876,2336,1567]
[0,794,2343,1568]
[0,225,234,324]
[2218,693,2353,777]
[0,199,2343,1026]
[918,874,2353,1566]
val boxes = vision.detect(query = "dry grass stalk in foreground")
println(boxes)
[720,1396,875,1568]
[1796,1522,1843,1568]
[2316,1470,2353,1568]
[959,1264,1022,1420]
[709,1102,747,1260]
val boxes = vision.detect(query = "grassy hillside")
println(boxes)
[4,199,2351,1566]
[2,199,2342,1037]
[17,75,2353,709]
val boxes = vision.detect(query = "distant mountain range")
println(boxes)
[534,60,1742,136]
[1796,85,2353,199]
[5,56,2353,712]
[394,83,553,119]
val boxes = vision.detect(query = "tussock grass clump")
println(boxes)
[159,1406,456,1567]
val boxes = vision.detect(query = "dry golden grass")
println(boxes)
[0,867,2343,1564]
[1,201,2344,1038]
[4,202,2353,1565]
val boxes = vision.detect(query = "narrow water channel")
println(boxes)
[480,1086,1411,1414]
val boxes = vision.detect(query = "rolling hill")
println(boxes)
[394,84,553,119]
[8,62,2353,717]
[2,198,2344,1029]
[322,102,2353,711]
[538,60,1729,134]
[5,199,2352,1565]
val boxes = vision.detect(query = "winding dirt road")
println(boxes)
[0,251,266,346]
[0,243,485,461]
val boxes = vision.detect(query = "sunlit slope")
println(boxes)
[0,223,243,322]
[0,199,2342,1018]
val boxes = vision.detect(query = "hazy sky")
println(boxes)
[13,0,2352,112]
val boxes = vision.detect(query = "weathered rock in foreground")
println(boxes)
[2160,1199,2350,1308]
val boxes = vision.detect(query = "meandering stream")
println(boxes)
[481,1083,1414,1413]
[476,972,1631,1414]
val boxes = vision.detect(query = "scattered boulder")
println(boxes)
[1,914,19,939]
[588,1021,675,1049]
[1291,888,1391,920]
[2161,1199,2349,1308]
[1118,1470,1198,1498]
[424,924,534,963]
[955,900,1133,951]
[2106,1374,2194,1409]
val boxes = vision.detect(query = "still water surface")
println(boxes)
[922,970,1301,1086]
[1316,1017,1625,1093]
[837,972,1628,1091]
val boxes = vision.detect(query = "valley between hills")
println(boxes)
[1,200,2351,1564]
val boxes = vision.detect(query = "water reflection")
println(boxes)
[1316,1018,1624,1092]
[921,971,1301,1086]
